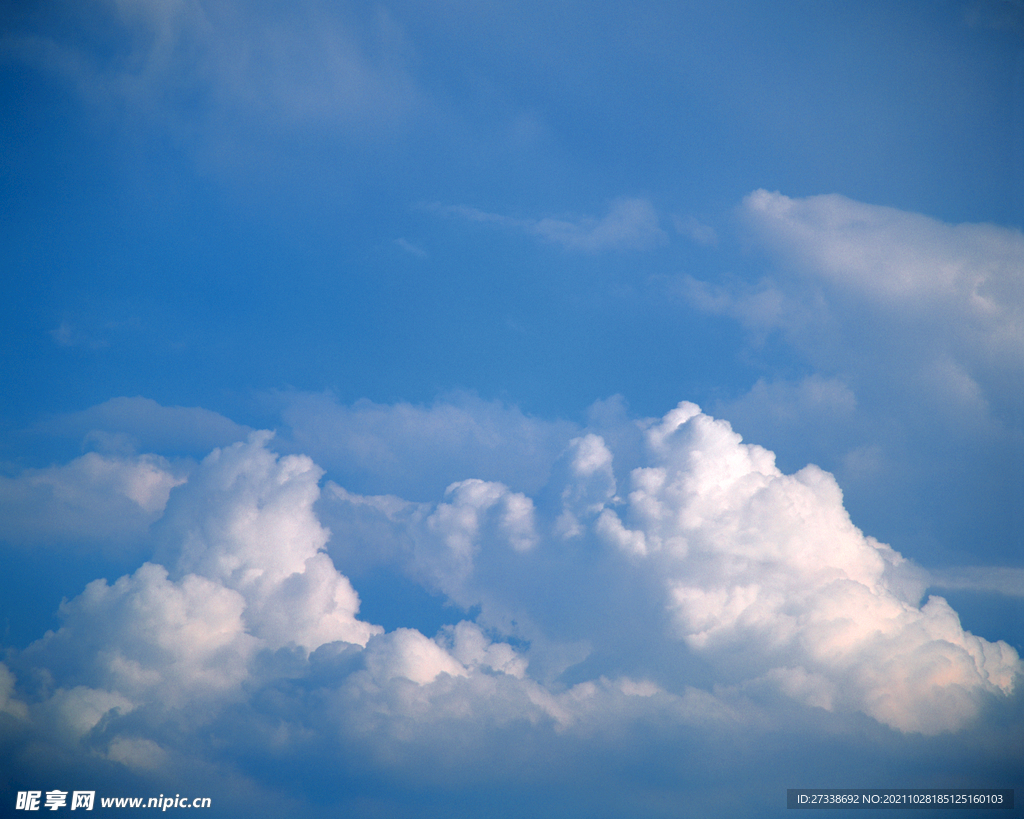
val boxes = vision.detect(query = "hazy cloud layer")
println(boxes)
[929,566,1024,598]
[0,452,187,552]
[33,396,252,457]
[276,390,578,499]
[3,0,424,142]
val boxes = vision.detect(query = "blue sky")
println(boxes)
[1,1,1022,816]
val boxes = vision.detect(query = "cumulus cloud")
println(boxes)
[3,403,1020,816]
[0,397,250,551]
[433,198,667,252]
[11,433,383,765]
[153,431,381,651]
[322,402,1019,734]
[23,563,256,709]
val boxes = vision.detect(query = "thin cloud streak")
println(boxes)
[431,198,668,252]
[929,567,1024,598]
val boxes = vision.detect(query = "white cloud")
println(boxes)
[43,686,135,738]
[682,192,1024,416]
[363,628,468,686]
[434,198,667,252]
[736,190,1024,387]
[439,621,528,679]
[415,478,539,593]
[13,432,382,760]
[742,190,1024,313]
[321,401,1019,734]
[3,402,1020,814]
[155,432,382,651]
[553,433,619,539]
[599,404,1017,733]
[532,198,667,251]
[23,563,256,709]
[0,663,28,721]
[678,272,791,335]
[679,192,1024,564]
[0,452,187,551]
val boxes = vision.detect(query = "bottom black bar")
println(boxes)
[787,790,1013,809]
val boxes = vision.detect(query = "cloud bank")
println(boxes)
[3,400,1019,815]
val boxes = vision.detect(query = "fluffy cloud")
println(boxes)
[323,402,1020,734]
[153,431,381,651]
[11,432,383,766]
[601,404,1016,733]
[22,563,255,709]
[3,403,1020,816]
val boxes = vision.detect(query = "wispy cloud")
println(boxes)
[433,198,667,252]
[275,390,578,498]
[35,396,252,456]
[738,190,1024,374]
[394,237,427,258]
[929,566,1024,597]
[3,0,426,143]
[673,214,718,246]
